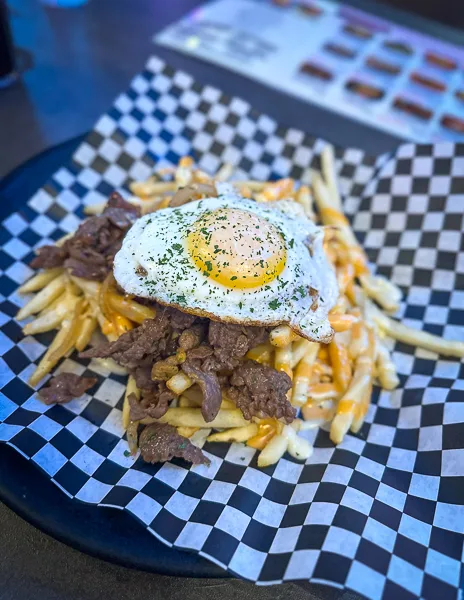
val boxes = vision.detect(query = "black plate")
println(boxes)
[0,139,227,578]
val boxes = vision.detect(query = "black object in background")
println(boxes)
[0,0,17,87]
[378,0,464,29]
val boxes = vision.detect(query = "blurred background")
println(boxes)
[1,0,463,179]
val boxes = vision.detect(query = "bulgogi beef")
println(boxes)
[30,192,139,281]
[81,308,295,432]
[128,383,175,421]
[138,422,209,465]
[39,373,97,405]
[227,360,295,423]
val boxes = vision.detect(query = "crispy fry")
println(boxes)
[28,303,82,388]
[307,382,340,401]
[329,313,358,332]
[75,315,98,352]
[302,399,335,424]
[130,179,177,198]
[123,375,139,430]
[17,273,68,320]
[19,268,63,294]
[330,329,375,444]
[360,274,402,313]
[166,371,193,395]
[72,276,117,341]
[23,292,79,335]
[313,172,368,275]
[321,144,342,210]
[177,426,199,438]
[108,293,155,324]
[337,262,356,295]
[215,163,233,182]
[329,337,352,393]
[269,325,299,347]
[283,424,313,461]
[376,340,400,390]
[233,180,266,192]
[189,428,212,449]
[291,339,313,368]
[247,418,282,450]
[141,408,249,429]
[275,343,293,380]
[296,185,315,220]
[208,423,258,443]
[257,434,288,467]
[257,178,294,202]
[292,342,319,406]
[246,342,273,365]
[48,298,84,363]
[126,421,139,455]
[374,311,464,358]
[175,157,193,187]
[349,316,369,359]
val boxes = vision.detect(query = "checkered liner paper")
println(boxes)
[1,57,463,599]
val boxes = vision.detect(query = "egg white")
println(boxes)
[113,194,338,342]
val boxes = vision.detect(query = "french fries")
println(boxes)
[207,423,258,443]
[123,375,139,430]
[330,329,375,444]
[20,148,464,469]
[292,342,319,406]
[108,293,156,324]
[275,344,293,380]
[141,408,249,429]
[166,371,193,395]
[269,325,299,347]
[75,315,98,352]
[17,273,68,320]
[18,268,63,294]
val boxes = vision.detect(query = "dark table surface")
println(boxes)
[0,1,463,599]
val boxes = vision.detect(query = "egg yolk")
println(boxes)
[187,208,287,289]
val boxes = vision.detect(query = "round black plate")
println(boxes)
[0,139,227,578]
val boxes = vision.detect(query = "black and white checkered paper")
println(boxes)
[1,57,463,600]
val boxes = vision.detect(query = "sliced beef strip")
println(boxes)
[139,422,209,465]
[30,245,68,270]
[80,311,172,369]
[39,373,97,405]
[227,360,295,423]
[128,382,174,421]
[181,359,222,423]
[206,322,268,371]
[30,192,139,281]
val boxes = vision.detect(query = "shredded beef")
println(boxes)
[30,245,68,269]
[39,373,97,405]
[82,307,289,427]
[168,308,198,331]
[227,360,295,423]
[182,359,222,423]
[128,382,174,421]
[206,322,268,371]
[30,192,139,281]
[139,423,209,464]
[80,312,172,369]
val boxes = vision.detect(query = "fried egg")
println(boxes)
[113,187,338,342]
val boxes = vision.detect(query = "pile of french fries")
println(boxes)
[17,148,464,468]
